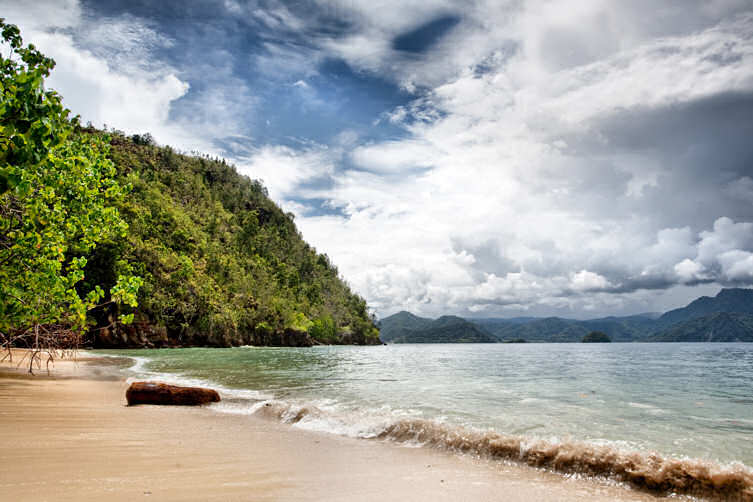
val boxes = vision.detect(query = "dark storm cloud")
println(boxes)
[450,237,520,278]
[564,91,753,233]
[392,15,461,54]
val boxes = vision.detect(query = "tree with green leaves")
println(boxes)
[0,20,141,371]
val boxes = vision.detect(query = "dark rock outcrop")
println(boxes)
[94,317,316,348]
[126,382,221,406]
[97,320,170,348]
[253,328,314,347]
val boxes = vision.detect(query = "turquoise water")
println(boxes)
[100,343,753,470]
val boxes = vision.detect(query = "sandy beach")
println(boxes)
[0,352,664,502]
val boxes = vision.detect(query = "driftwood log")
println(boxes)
[126,381,221,406]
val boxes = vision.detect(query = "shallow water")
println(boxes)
[100,343,753,498]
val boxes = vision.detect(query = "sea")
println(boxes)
[99,343,753,499]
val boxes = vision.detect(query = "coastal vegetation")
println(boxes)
[0,20,140,367]
[0,21,379,356]
[92,132,379,347]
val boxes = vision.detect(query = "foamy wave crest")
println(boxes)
[219,396,753,500]
[378,419,753,501]
[108,353,753,500]
[246,399,399,439]
[125,356,152,375]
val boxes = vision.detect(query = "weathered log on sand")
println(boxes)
[126,381,221,406]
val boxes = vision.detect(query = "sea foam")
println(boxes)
[117,352,753,501]
[229,394,753,501]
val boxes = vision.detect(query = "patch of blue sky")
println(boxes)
[83,0,415,149]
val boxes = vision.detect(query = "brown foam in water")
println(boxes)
[252,399,752,501]
[378,419,753,501]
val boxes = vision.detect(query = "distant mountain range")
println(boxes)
[379,312,498,343]
[379,288,753,343]
[652,312,753,342]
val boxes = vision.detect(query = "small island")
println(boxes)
[582,331,611,343]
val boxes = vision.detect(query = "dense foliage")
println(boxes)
[86,133,379,347]
[0,20,140,360]
[0,20,377,352]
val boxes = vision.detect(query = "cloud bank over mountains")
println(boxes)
[4,0,752,318]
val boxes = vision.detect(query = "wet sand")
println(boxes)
[0,352,665,501]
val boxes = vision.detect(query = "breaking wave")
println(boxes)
[225,398,753,501]
[377,419,753,501]
[118,354,753,501]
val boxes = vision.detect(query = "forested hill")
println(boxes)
[651,312,753,342]
[379,312,498,343]
[655,288,753,328]
[85,132,380,348]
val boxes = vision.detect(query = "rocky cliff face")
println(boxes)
[95,321,316,348]
[96,320,171,348]
[93,313,381,348]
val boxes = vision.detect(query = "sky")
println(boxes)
[2,0,753,319]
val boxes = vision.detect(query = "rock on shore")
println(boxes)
[126,382,221,406]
